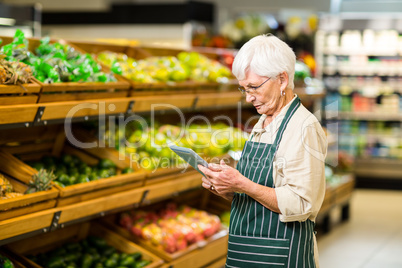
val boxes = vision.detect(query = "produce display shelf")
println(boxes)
[160,234,228,268]
[0,208,56,242]
[131,231,228,268]
[0,87,324,127]
[5,221,164,268]
[0,80,41,105]
[0,169,202,244]
[103,188,229,268]
[0,126,147,208]
[0,104,39,125]
[337,111,402,121]
[293,86,326,99]
[0,36,132,103]
[70,40,237,96]
[194,91,242,109]
[0,174,59,221]
[317,173,355,233]
[354,158,402,179]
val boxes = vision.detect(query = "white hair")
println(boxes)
[232,34,296,90]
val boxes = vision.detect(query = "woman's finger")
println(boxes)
[220,159,228,166]
[201,181,210,189]
[208,163,223,172]
[201,176,210,184]
[198,164,215,177]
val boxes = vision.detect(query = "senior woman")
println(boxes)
[198,34,327,268]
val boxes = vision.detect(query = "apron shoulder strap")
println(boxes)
[273,97,301,147]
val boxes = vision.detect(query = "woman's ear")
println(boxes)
[279,72,289,91]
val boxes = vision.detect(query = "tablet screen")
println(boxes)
[169,145,208,177]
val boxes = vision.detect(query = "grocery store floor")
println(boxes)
[318,189,402,268]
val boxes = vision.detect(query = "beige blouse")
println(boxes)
[250,95,328,223]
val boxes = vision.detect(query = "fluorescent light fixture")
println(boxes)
[0,18,16,26]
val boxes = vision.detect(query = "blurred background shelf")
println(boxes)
[337,112,402,121]
[354,158,402,179]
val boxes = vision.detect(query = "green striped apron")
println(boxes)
[226,97,316,268]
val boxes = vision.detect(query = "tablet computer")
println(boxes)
[169,145,208,177]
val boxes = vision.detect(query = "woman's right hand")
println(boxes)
[199,161,235,201]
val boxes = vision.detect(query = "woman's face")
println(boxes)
[239,71,284,116]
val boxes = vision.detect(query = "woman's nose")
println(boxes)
[245,93,255,103]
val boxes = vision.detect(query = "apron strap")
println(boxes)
[272,97,301,147]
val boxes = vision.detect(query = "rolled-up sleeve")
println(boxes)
[274,120,327,222]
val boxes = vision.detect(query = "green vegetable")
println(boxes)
[122,167,134,174]
[104,257,118,268]
[28,154,117,186]
[77,174,90,183]
[1,30,117,83]
[130,252,142,261]
[53,181,65,188]
[119,255,135,266]
[46,256,65,268]
[64,253,79,263]
[88,236,109,249]
[80,253,93,268]
[65,242,82,252]
[0,254,14,268]
[98,159,117,169]
[134,260,151,268]
[102,246,116,257]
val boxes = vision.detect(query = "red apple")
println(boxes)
[119,213,133,230]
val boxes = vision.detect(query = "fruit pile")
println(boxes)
[28,235,151,268]
[325,165,349,187]
[96,50,232,84]
[220,211,231,228]
[25,168,56,194]
[0,55,33,85]
[0,254,14,268]
[178,51,232,83]
[0,29,116,83]
[294,60,312,82]
[0,169,54,200]
[119,203,222,254]
[26,154,132,188]
[103,121,248,171]
[0,173,23,199]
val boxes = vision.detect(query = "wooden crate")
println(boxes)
[0,132,59,220]
[194,91,242,109]
[319,186,335,215]
[70,40,236,95]
[0,125,146,207]
[144,168,198,185]
[128,46,237,95]
[334,174,355,206]
[0,79,41,105]
[0,172,58,221]
[0,36,131,103]
[5,221,163,268]
[103,189,229,268]
[70,127,201,186]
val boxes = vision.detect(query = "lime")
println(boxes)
[77,174,90,184]
[121,167,133,174]
[98,159,116,169]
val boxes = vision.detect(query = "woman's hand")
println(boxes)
[198,160,244,201]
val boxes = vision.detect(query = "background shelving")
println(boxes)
[316,14,402,181]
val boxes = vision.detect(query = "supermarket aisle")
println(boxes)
[318,189,402,268]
